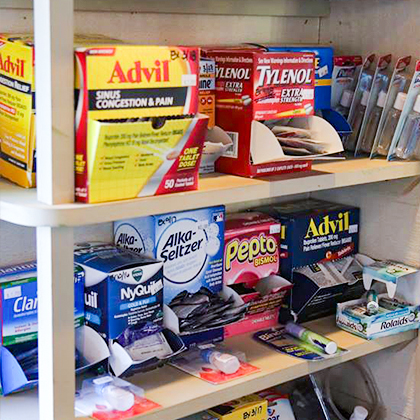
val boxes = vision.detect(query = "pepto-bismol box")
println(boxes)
[258,199,360,278]
[0,261,85,347]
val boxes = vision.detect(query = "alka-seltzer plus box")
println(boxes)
[0,34,36,188]
[223,213,292,337]
[0,261,84,347]
[114,206,225,345]
[203,47,315,178]
[258,198,360,278]
[75,45,209,203]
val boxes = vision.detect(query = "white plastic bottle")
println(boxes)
[200,349,240,374]
[359,90,387,154]
[346,90,370,152]
[349,406,369,420]
[395,94,420,159]
[376,92,407,156]
[336,89,354,118]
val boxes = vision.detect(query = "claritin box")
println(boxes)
[0,261,85,347]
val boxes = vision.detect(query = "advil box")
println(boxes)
[203,47,316,178]
[207,394,267,420]
[75,45,208,203]
[257,199,360,278]
[252,44,334,110]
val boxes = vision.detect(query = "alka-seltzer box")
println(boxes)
[223,213,291,337]
[114,206,225,345]
[337,294,420,340]
[254,44,334,110]
[258,199,360,278]
[203,47,315,178]
[74,243,163,341]
[0,261,84,347]
[0,34,36,188]
[75,45,209,203]
[208,394,267,420]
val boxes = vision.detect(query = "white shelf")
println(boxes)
[1,158,420,227]
[0,318,416,420]
[1,0,330,17]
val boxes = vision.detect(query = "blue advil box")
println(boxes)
[257,199,360,278]
[251,44,334,110]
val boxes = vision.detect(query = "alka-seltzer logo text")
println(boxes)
[305,211,350,239]
[108,60,170,84]
[225,233,278,271]
[0,53,25,78]
[256,66,312,88]
[115,232,144,254]
[159,230,204,262]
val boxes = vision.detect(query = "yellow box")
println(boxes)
[207,394,267,420]
[0,34,36,188]
[0,34,121,188]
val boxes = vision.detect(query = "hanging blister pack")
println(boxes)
[354,54,392,156]
[388,61,420,160]
[369,57,411,158]
[345,54,376,152]
[331,55,363,111]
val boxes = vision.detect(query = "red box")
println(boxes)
[204,47,315,177]
[223,212,292,337]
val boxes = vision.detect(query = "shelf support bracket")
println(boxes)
[37,226,75,420]
[34,0,75,205]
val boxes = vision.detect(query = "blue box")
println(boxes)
[74,243,164,341]
[0,261,85,347]
[257,44,334,110]
[257,199,360,278]
[114,206,226,346]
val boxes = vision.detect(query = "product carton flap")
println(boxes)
[250,116,343,164]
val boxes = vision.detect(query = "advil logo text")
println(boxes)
[0,53,25,77]
[108,60,170,84]
[225,234,278,271]
[305,211,350,239]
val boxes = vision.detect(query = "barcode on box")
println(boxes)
[4,286,22,300]
[223,131,239,158]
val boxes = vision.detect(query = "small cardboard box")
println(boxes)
[74,44,208,203]
[114,206,226,346]
[337,294,420,340]
[254,44,334,110]
[208,394,267,420]
[0,261,84,346]
[258,199,360,278]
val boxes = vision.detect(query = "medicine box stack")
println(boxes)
[223,212,292,337]
[75,45,208,203]
[114,206,226,346]
[204,46,315,178]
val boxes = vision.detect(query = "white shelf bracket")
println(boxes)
[37,226,75,420]
[34,0,75,205]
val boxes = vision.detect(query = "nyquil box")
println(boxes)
[74,243,164,340]
[258,199,360,278]
[337,294,420,340]
[0,261,84,347]
[114,206,225,345]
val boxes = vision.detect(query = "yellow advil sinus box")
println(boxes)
[207,394,267,420]
[75,45,207,203]
[0,34,36,188]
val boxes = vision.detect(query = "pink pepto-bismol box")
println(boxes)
[224,212,281,286]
